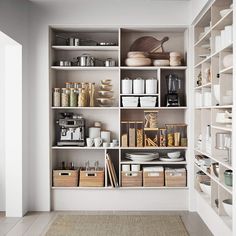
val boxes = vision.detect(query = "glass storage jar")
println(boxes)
[70,88,78,107]
[61,88,70,107]
[78,88,87,107]
[159,128,167,147]
[121,122,129,147]
[53,88,61,107]
[136,122,143,147]
[166,124,174,147]
[129,122,136,147]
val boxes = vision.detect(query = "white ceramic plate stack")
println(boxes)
[97,79,114,107]
[125,152,159,162]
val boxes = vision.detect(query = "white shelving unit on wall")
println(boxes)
[193,0,235,235]
[49,26,190,211]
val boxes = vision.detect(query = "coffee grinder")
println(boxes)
[166,74,181,107]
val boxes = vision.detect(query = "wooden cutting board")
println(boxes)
[130,36,169,53]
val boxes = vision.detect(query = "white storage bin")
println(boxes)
[140,96,157,107]
[122,97,139,107]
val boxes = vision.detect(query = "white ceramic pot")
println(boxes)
[101,131,111,143]
[122,78,132,94]
[133,78,144,94]
[146,79,157,94]
[223,54,233,68]
[89,127,101,139]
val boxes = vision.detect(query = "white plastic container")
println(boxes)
[133,78,144,94]
[122,97,139,107]
[146,78,157,94]
[122,78,132,94]
[140,96,157,107]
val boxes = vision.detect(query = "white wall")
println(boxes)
[28,0,190,211]
[0,0,29,215]
[189,0,211,23]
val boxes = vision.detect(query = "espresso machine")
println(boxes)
[57,113,85,146]
[166,74,181,107]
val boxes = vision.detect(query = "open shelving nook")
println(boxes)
[193,0,234,234]
[49,26,190,210]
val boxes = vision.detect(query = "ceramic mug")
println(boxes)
[103,142,109,147]
[94,137,102,147]
[110,142,115,147]
[112,139,119,146]
[86,138,94,147]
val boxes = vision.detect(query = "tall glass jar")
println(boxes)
[53,88,61,107]
[136,122,143,147]
[121,122,129,147]
[70,88,78,107]
[61,88,70,107]
[78,88,87,107]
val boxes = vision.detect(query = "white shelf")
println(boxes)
[211,125,232,132]
[51,45,119,51]
[120,94,159,96]
[51,66,119,71]
[51,106,119,110]
[194,55,211,68]
[120,66,187,70]
[120,107,188,110]
[52,146,119,150]
[219,66,233,74]
[120,160,187,165]
[194,29,211,47]
[212,9,233,31]
[211,105,233,109]
[121,146,188,150]
[194,82,211,89]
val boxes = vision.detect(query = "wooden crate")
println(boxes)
[53,169,79,187]
[165,168,186,187]
[143,170,164,187]
[121,171,142,187]
[79,168,104,187]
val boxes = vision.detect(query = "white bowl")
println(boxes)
[199,181,211,196]
[220,9,231,18]
[167,151,181,159]
[222,199,232,218]
[153,59,170,66]
[125,58,151,67]
[223,54,233,68]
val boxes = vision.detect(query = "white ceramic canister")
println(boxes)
[133,77,144,94]
[122,77,132,94]
[89,127,101,139]
[224,25,233,45]
[146,78,157,94]
[101,131,111,143]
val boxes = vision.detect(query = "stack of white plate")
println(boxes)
[125,152,159,162]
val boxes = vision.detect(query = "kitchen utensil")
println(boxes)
[86,138,94,147]
[98,42,117,46]
[133,78,144,94]
[94,137,102,147]
[125,57,152,67]
[56,35,80,46]
[104,58,116,67]
[131,164,141,171]
[130,36,169,53]
[102,142,109,147]
[223,54,233,68]
[112,139,119,146]
[220,9,231,18]
[125,153,159,162]
[166,74,181,107]
[101,131,111,143]
[224,170,233,186]
[211,163,219,178]
[153,59,170,66]
[222,199,232,217]
[59,60,71,67]
[77,54,95,67]
[160,157,184,162]
[122,78,133,94]
[109,142,115,147]
[167,151,181,159]
[199,181,211,196]
[89,127,101,139]
[146,78,157,94]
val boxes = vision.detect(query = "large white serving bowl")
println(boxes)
[199,181,211,196]
[222,199,232,218]
[167,151,181,159]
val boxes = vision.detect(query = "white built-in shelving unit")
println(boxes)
[49,26,190,210]
[193,0,234,234]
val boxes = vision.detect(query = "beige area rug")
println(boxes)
[45,215,189,236]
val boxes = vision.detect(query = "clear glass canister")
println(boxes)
[65,82,72,89]
[136,122,143,147]
[121,122,129,147]
[78,88,87,107]
[61,88,70,107]
[53,88,61,107]
[166,124,174,147]
[129,122,136,147]
[70,88,78,107]
[159,128,167,147]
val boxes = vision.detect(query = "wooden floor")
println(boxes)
[0,211,212,236]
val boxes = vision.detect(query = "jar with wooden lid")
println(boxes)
[70,88,78,107]
[65,82,73,89]
[136,122,143,147]
[53,88,61,107]
[74,82,81,89]
[78,88,87,107]
[61,88,70,107]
